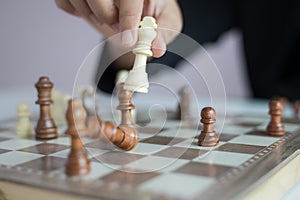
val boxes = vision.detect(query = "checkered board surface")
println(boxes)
[0,114,299,200]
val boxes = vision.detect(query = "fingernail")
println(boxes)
[152,37,167,57]
[121,30,133,46]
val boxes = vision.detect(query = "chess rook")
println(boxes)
[198,107,219,146]
[267,99,285,136]
[35,76,57,139]
[98,83,138,151]
[124,16,157,93]
[65,99,90,176]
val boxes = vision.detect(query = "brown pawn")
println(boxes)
[117,83,138,150]
[198,107,219,146]
[99,83,138,151]
[293,100,300,119]
[35,76,57,139]
[66,98,88,136]
[65,99,90,176]
[275,97,288,108]
[266,99,285,136]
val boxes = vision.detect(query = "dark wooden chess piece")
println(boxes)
[266,99,285,136]
[293,100,300,120]
[98,83,138,151]
[35,76,57,140]
[65,99,90,176]
[276,97,288,108]
[198,107,219,146]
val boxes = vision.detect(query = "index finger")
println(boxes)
[118,0,144,46]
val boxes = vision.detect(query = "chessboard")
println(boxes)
[0,106,300,200]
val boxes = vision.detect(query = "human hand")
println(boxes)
[55,0,182,57]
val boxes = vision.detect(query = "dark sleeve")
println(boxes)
[97,0,237,94]
[95,42,119,94]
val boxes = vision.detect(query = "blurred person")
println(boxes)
[55,0,300,100]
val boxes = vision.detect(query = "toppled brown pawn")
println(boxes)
[266,99,285,136]
[198,107,219,146]
[35,76,57,140]
[98,83,138,151]
[65,99,90,176]
[98,119,138,151]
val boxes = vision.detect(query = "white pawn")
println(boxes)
[51,89,64,125]
[51,89,71,126]
[62,94,71,119]
[124,16,157,93]
[16,103,33,138]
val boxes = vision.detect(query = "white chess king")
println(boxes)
[124,16,157,93]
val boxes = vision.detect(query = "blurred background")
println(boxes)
[0,0,251,98]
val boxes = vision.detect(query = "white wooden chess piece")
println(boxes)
[51,89,71,125]
[62,94,71,117]
[124,16,157,93]
[115,70,129,85]
[51,89,63,124]
[16,103,33,137]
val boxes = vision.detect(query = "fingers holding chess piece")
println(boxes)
[266,99,285,136]
[65,99,90,176]
[124,16,157,93]
[198,107,219,146]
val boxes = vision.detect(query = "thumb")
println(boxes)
[118,0,144,47]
